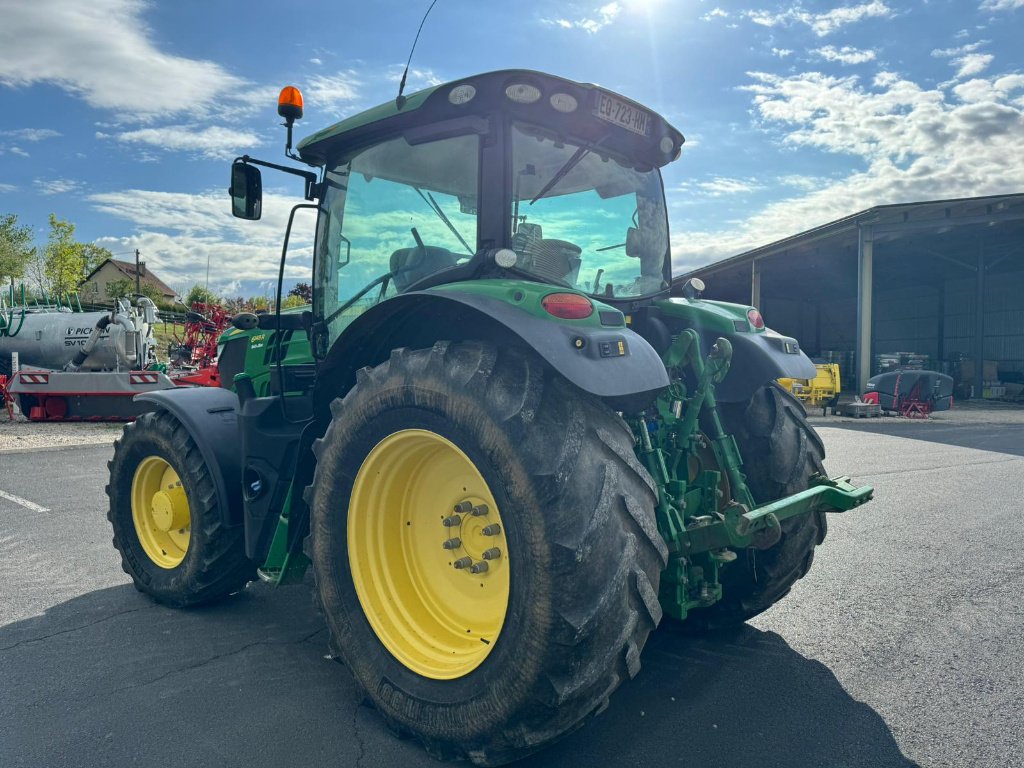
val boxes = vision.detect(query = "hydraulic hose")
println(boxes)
[64,315,112,372]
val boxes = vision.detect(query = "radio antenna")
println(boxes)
[396,0,440,110]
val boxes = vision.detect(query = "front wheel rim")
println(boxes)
[348,429,510,680]
[131,456,191,569]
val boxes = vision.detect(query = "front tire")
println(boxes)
[106,410,254,606]
[688,383,827,630]
[307,341,667,765]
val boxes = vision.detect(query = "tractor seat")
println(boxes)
[390,246,459,292]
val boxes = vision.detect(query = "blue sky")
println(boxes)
[1,0,1022,298]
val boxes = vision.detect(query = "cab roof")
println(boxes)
[296,69,684,170]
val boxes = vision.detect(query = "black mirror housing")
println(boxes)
[230,162,262,220]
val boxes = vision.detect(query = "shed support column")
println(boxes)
[751,259,761,309]
[856,227,873,393]
[974,241,986,398]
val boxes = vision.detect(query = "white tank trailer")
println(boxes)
[1,298,180,421]
[0,299,155,374]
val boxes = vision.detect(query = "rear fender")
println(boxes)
[315,288,669,415]
[135,388,243,527]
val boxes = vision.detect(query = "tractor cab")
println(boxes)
[234,70,684,345]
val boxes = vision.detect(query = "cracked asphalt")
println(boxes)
[1,420,1022,768]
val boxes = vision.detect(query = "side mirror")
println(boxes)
[230,162,262,220]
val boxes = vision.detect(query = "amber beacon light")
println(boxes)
[277,86,304,122]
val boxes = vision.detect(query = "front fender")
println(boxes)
[316,288,669,413]
[715,330,816,401]
[135,387,243,526]
[647,298,816,402]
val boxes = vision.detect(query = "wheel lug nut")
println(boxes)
[442,538,462,550]
[482,523,501,536]
[453,557,472,569]
[470,504,489,516]
[482,547,501,560]
[453,501,473,514]
[469,561,489,574]
[443,515,462,527]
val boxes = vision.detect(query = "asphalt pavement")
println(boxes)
[1,421,1022,768]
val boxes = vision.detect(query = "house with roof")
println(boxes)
[79,258,177,304]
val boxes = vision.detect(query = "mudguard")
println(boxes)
[135,387,243,527]
[643,299,816,403]
[715,329,817,402]
[317,288,670,413]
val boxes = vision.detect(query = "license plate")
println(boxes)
[594,93,650,136]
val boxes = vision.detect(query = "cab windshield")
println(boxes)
[509,123,669,299]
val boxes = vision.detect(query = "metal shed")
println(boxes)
[678,193,1024,397]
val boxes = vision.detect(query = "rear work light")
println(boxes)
[542,293,593,320]
[747,308,765,329]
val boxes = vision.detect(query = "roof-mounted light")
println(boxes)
[549,92,578,113]
[448,84,476,105]
[506,83,541,104]
[277,85,304,161]
[277,86,304,122]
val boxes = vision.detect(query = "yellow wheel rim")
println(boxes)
[349,429,510,680]
[131,456,191,569]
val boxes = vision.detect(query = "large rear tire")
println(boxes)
[106,410,255,606]
[306,341,667,765]
[687,383,827,630]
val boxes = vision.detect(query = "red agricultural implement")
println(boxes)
[169,303,231,370]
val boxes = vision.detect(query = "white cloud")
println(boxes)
[772,48,794,58]
[672,65,1024,270]
[544,2,622,33]
[931,41,994,81]
[9,146,29,157]
[110,125,262,160]
[701,7,728,20]
[0,183,16,193]
[954,53,994,79]
[777,174,833,191]
[980,0,1024,9]
[0,128,61,142]
[813,46,877,65]
[89,189,316,290]
[0,0,244,118]
[696,177,764,196]
[745,2,893,36]
[305,71,363,115]
[387,66,444,90]
[34,178,85,195]
[932,40,987,57]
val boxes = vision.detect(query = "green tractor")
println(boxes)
[105,70,872,764]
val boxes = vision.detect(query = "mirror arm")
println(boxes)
[237,155,320,201]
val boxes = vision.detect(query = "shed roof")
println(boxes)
[678,192,1024,282]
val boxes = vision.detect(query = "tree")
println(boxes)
[288,282,312,302]
[105,278,136,301]
[282,293,308,309]
[81,243,114,275]
[42,214,86,297]
[0,213,36,285]
[185,284,220,307]
[105,277,163,305]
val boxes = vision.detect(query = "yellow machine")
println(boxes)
[779,363,842,408]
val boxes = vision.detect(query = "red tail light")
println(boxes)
[747,308,765,329]
[542,293,593,320]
